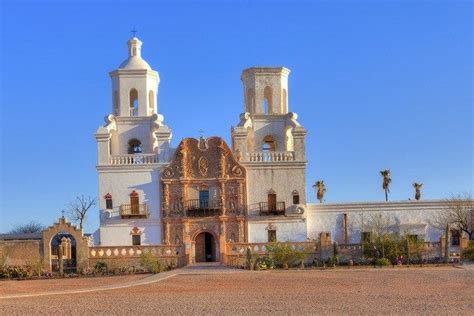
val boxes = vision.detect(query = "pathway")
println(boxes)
[0,263,240,299]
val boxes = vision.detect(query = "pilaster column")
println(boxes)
[162,183,169,217]
[220,181,226,215]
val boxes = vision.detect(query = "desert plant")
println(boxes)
[380,170,392,201]
[313,180,326,203]
[0,265,33,279]
[413,182,423,200]
[140,251,163,274]
[26,257,44,277]
[256,255,274,270]
[376,258,391,266]
[266,243,307,269]
[331,242,339,266]
[94,261,109,275]
[461,241,474,261]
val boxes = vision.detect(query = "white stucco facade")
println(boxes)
[95,37,172,246]
[306,200,452,244]
[94,37,471,250]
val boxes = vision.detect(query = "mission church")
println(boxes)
[93,36,468,264]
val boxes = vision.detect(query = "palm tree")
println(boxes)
[312,180,326,203]
[413,182,423,201]
[380,170,391,201]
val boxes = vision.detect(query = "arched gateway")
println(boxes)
[42,217,89,272]
[161,136,247,264]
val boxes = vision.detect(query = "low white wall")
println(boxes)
[306,200,447,243]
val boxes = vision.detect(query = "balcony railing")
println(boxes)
[184,199,222,217]
[109,154,158,165]
[120,203,149,219]
[246,151,295,162]
[259,201,286,216]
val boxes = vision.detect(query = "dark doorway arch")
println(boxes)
[194,232,216,262]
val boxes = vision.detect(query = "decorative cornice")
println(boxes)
[109,68,159,78]
[307,199,469,213]
[96,164,165,172]
[240,161,307,169]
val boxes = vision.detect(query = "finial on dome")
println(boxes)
[128,31,142,58]
[131,28,138,38]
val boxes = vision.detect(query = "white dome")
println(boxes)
[118,56,152,70]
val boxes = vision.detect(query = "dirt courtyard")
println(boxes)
[1,267,473,315]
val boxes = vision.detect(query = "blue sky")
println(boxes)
[0,0,472,233]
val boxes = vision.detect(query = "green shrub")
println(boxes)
[376,258,391,266]
[94,261,108,275]
[266,243,307,269]
[256,256,274,270]
[462,244,474,261]
[140,252,163,274]
[363,234,425,263]
[0,265,33,279]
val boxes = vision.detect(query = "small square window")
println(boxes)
[105,199,113,209]
[268,230,277,242]
[132,235,141,246]
[293,195,300,205]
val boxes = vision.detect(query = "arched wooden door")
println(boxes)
[195,232,216,262]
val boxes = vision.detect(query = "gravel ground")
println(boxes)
[0,274,149,296]
[1,267,472,315]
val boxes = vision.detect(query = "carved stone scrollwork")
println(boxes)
[226,222,240,242]
[162,167,174,179]
[187,223,220,240]
[160,136,247,244]
[226,185,240,216]
[232,166,243,177]
[162,183,170,215]
[219,151,227,178]
[170,224,183,245]
[198,156,209,176]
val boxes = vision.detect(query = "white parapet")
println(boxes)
[246,151,295,162]
[109,153,159,165]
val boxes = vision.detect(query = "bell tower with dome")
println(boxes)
[94,36,173,246]
[110,37,160,117]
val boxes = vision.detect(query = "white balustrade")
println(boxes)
[109,154,158,165]
[129,107,138,116]
[89,245,184,258]
[245,151,295,162]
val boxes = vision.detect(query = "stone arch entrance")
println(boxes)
[50,232,77,273]
[42,217,89,273]
[194,231,217,262]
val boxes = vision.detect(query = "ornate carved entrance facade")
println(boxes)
[161,136,247,264]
